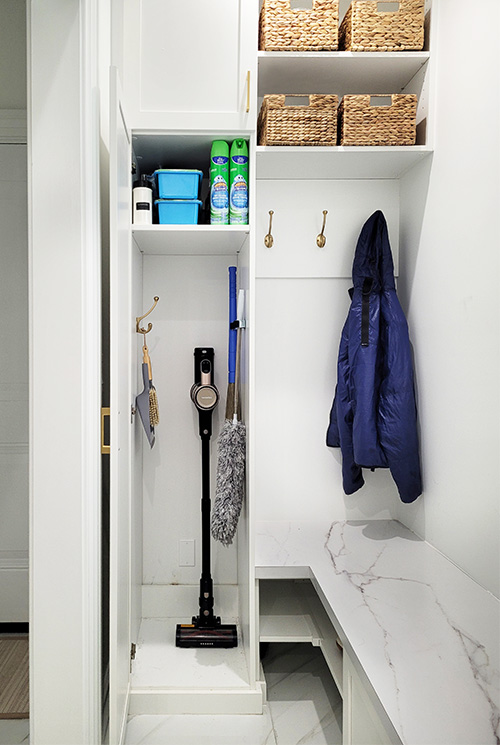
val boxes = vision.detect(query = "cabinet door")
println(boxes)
[123,0,257,130]
[109,67,133,745]
[343,655,397,745]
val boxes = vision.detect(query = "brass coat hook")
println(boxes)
[264,210,274,248]
[136,296,159,336]
[316,210,328,248]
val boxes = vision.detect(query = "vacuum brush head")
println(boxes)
[176,623,238,649]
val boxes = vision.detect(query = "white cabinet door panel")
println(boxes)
[139,0,239,115]
[123,0,257,129]
[109,67,133,745]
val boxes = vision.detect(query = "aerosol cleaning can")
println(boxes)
[229,139,248,225]
[210,141,229,224]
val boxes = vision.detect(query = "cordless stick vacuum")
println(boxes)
[175,347,238,648]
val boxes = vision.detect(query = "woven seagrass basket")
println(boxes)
[338,94,417,146]
[259,0,339,51]
[258,95,339,146]
[339,0,425,51]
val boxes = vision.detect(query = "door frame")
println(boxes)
[28,0,102,742]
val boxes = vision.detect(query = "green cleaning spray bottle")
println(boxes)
[229,139,249,225]
[210,141,229,224]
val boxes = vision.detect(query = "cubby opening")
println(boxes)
[258,579,344,697]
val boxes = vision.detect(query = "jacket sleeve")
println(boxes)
[378,294,422,503]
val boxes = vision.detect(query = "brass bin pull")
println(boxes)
[316,210,328,248]
[246,70,250,114]
[264,210,274,248]
[101,407,110,455]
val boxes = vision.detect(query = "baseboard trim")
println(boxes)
[129,686,264,716]
[0,622,29,634]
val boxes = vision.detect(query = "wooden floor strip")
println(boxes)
[0,637,29,719]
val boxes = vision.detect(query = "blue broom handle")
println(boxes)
[228,266,237,384]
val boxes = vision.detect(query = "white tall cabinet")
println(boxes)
[106,0,434,740]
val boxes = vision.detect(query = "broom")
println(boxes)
[211,289,246,546]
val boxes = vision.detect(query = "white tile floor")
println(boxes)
[0,643,342,745]
[125,643,343,745]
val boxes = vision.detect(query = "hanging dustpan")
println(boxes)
[212,288,246,546]
[136,342,159,448]
[135,296,160,448]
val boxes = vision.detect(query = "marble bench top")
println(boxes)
[255,520,500,745]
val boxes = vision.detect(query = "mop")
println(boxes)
[211,289,246,547]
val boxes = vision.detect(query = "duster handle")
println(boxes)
[228,267,237,384]
[233,290,245,421]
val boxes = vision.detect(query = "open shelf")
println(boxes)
[259,579,344,696]
[258,51,430,99]
[132,224,249,255]
[256,145,432,180]
[260,613,322,644]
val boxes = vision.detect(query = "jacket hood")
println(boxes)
[352,210,396,291]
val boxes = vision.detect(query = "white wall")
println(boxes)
[0,1,28,623]
[141,254,241,587]
[254,180,404,522]
[398,0,500,597]
[0,0,27,110]
[0,144,28,622]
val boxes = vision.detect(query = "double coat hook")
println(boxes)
[136,296,159,337]
[316,210,328,248]
[264,210,274,248]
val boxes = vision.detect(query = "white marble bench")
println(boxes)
[255,520,500,745]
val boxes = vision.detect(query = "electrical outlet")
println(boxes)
[179,539,195,567]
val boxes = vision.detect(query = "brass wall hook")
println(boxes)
[316,210,328,248]
[136,296,159,336]
[264,210,274,248]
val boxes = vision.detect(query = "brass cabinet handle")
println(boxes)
[101,407,110,455]
[246,70,250,114]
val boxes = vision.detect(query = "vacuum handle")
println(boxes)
[191,347,219,437]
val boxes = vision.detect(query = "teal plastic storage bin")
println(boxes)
[155,169,203,199]
[156,199,202,225]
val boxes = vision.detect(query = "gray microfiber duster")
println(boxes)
[212,291,246,546]
[211,416,246,546]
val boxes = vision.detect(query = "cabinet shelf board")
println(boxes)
[260,613,321,645]
[258,51,429,99]
[132,224,249,255]
[256,145,432,180]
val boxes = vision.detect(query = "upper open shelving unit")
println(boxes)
[256,48,432,179]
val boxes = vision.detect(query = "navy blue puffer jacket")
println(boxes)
[326,210,422,503]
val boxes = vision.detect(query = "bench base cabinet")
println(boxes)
[343,654,400,745]
[258,578,401,745]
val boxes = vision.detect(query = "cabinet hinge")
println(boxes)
[130,642,137,672]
